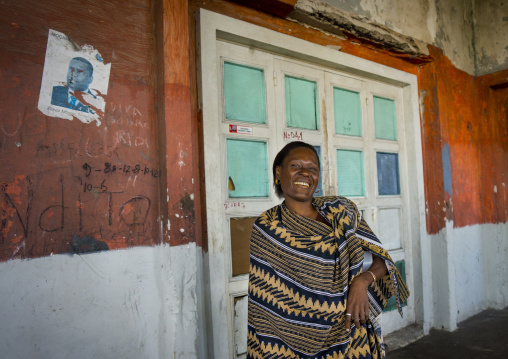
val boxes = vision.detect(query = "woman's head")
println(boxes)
[273,141,320,199]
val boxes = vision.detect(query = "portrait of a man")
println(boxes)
[51,57,97,113]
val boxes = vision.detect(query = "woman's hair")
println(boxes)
[272,141,320,198]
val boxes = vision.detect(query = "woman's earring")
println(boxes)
[275,178,280,185]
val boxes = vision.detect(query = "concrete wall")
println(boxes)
[474,0,508,75]
[430,221,508,330]
[321,0,508,76]
[0,244,202,358]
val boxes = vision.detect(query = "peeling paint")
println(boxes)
[292,0,431,62]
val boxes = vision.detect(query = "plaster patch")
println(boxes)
[38,29,111,126]
[292,0,430,59]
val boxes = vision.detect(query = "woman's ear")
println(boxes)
[275,166,281,180]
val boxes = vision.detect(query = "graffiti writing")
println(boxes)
[283,130,303,141]
[35,140,120,160]
[1,175,33,238]
[0,173,155,260]
[106,102,148,129]
[224,202,246,210]
[82,162,160,178]
[114,130,149,148]
[82,179,108,193]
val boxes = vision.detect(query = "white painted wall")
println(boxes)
[482,223,508,310]
[429,221,508,330]
[0,244,205,359]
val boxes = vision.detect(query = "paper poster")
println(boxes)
[38,29,111,126]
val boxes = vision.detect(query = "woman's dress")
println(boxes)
[247,196,409,359]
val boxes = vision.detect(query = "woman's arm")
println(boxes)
[344,254,388,331]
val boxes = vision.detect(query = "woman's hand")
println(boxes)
[344,274,371,331]
[345,254,388,331]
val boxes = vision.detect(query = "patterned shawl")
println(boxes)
[247,196,409,359]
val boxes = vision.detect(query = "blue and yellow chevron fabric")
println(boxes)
[247,196,409,359]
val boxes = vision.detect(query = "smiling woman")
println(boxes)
[275,142,320,207]
[247,141,409,359]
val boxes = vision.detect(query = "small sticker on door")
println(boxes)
[229,125,253,135]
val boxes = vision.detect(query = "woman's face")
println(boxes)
[276,147,320,204]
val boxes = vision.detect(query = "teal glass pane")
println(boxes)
[313,146,323,197]
[224,62,267,124]
[384,260,407,312]
[337,149,365,197]
[333,87,362,136]
[227,139,269,198]
[374,96,397,140]
[285,76,319,130]
[377,152,400,195]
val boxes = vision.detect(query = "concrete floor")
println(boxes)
[386,307,508,358]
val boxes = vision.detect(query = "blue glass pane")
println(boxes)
[285,76,319,130]
[337,150,365,197]
[227,139,269,198]
[374,96,397,140]
[224,62,267,124]
[377,152,400,195]
[333,87,362,136]
[313,145,323,196]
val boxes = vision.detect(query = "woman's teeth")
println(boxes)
[294,181,309,187]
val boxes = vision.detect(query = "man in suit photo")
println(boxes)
[51,57,97,113]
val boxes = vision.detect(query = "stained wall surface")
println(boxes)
[0,0,161,261]
[322,0,508,76]
[474,0,508,75]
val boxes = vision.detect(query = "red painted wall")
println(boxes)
[0,0,161,261]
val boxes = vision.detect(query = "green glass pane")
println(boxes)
[285,76,319,130]
[337,149,364,197]
[224,62,267,124]
[384,260,407,312]
[374,96,397,140]
[333,87,362,136]
[227,139,269,198]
